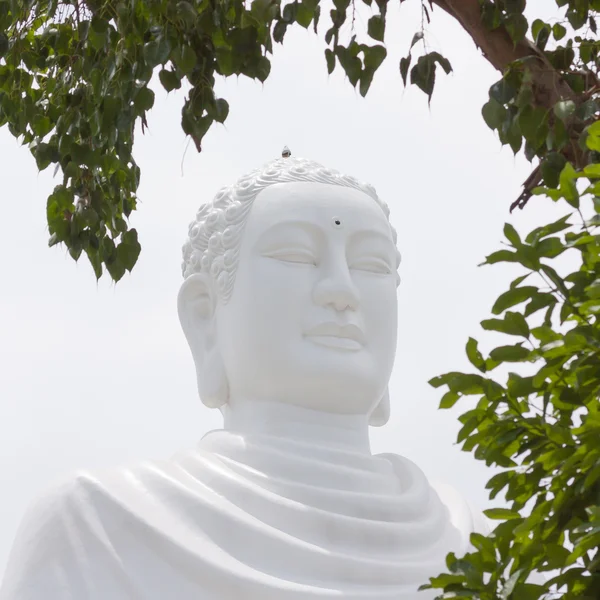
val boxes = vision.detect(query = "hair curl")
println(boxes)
[182,157,400,302]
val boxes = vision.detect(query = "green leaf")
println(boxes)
[484,508,521,520]
[117,229,141,272]
[399,55,411,86]
[505,13,528,42]
[490,79,516,104]
[482,99,506,130]
[296,3,313,28]
[159,68,181,92]
[440,390,460,409]
[541,152,567,188]
[409,31,423,50]
[134,87,155,112]
[367,15,385,41]
[411,55,436,99]
[554,100,576,121]
[559,162,580,208]
[363,45,386,72]
[213,98,229,124]
[481,312,529,337]
[325,49,335,74]
[518,105,548,147]
[552,23,567,40]
[492,287,538,315]
[466,337,486,372]
[481,249,519,265]
[503,223,521,247]
[32,115,53,137]
[174,44,197,75]
[489,344,530,362]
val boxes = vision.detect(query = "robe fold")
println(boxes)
[0,431,483,599]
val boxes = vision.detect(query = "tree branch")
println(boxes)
[431,0,574,105]
[431,0,580,210]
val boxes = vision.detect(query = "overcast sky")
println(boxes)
[0,0,564,578]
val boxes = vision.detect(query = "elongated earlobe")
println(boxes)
[199,349,229,409]
[178,274,230,409]
[369,388,390,427]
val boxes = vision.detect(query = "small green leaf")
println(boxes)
[367,15,385,42]
[325,49,335,74]
[213,98,229,123]
[541,152,567,188]
[134,87,155,112]
[482,99,506,129]
[489,344,530,362]
[409,31,423,49]
[440,390,460,409]
[399,55,411,86]
[159,69,181,92]
[503,223,521,247]
[490,79,516,104]
[117,229,141,272]
[466,337,486,372]
[175,44,197,75]
[482,312,529,337]
[554,100,576,121]
[492,287,538,315]
[484,508,521,520]
[552,23,567,40]
[559,162,580,208]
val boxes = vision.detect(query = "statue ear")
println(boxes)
[178,273,215,352]
[178,274,229,408]
[369,388,390,427]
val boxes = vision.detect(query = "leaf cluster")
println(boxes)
[479,0,600,208]
[423,141,600,598]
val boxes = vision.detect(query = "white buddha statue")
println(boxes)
[0,155,486,600]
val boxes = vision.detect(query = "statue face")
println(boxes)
[214,181,398,416]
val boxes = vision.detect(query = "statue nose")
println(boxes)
[313,276,359,312]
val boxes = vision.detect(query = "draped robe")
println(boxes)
[0,430,485,600]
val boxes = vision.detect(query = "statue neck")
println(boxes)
[222,399,372,455]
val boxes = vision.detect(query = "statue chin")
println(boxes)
[0,155,488,600]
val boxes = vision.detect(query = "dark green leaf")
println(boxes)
[489,344,530,362]
[159,69,181,92]
[367,15,385,42]
[325,49,335,74]
[492,287,538,315]
[399,55,411,86]
[134,87,155,112]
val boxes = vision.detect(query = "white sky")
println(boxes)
[0,0,565,578]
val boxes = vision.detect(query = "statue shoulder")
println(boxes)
[14,470,100,539]
[432,481,490,537]
[0,462,159,600]
[0,470,99,599]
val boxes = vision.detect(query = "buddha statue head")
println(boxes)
[178,155,401,427]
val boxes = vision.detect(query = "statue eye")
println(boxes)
[350,258,392,274]
[265,249,317,265]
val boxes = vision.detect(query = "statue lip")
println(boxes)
[304,322,365,350]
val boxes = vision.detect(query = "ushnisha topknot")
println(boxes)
[182,155,401,303]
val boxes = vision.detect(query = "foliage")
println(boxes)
[1,0,598,279]
[421,76,600,600]
[0,0,393,279]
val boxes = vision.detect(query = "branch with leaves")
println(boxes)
[422,122,600,600]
